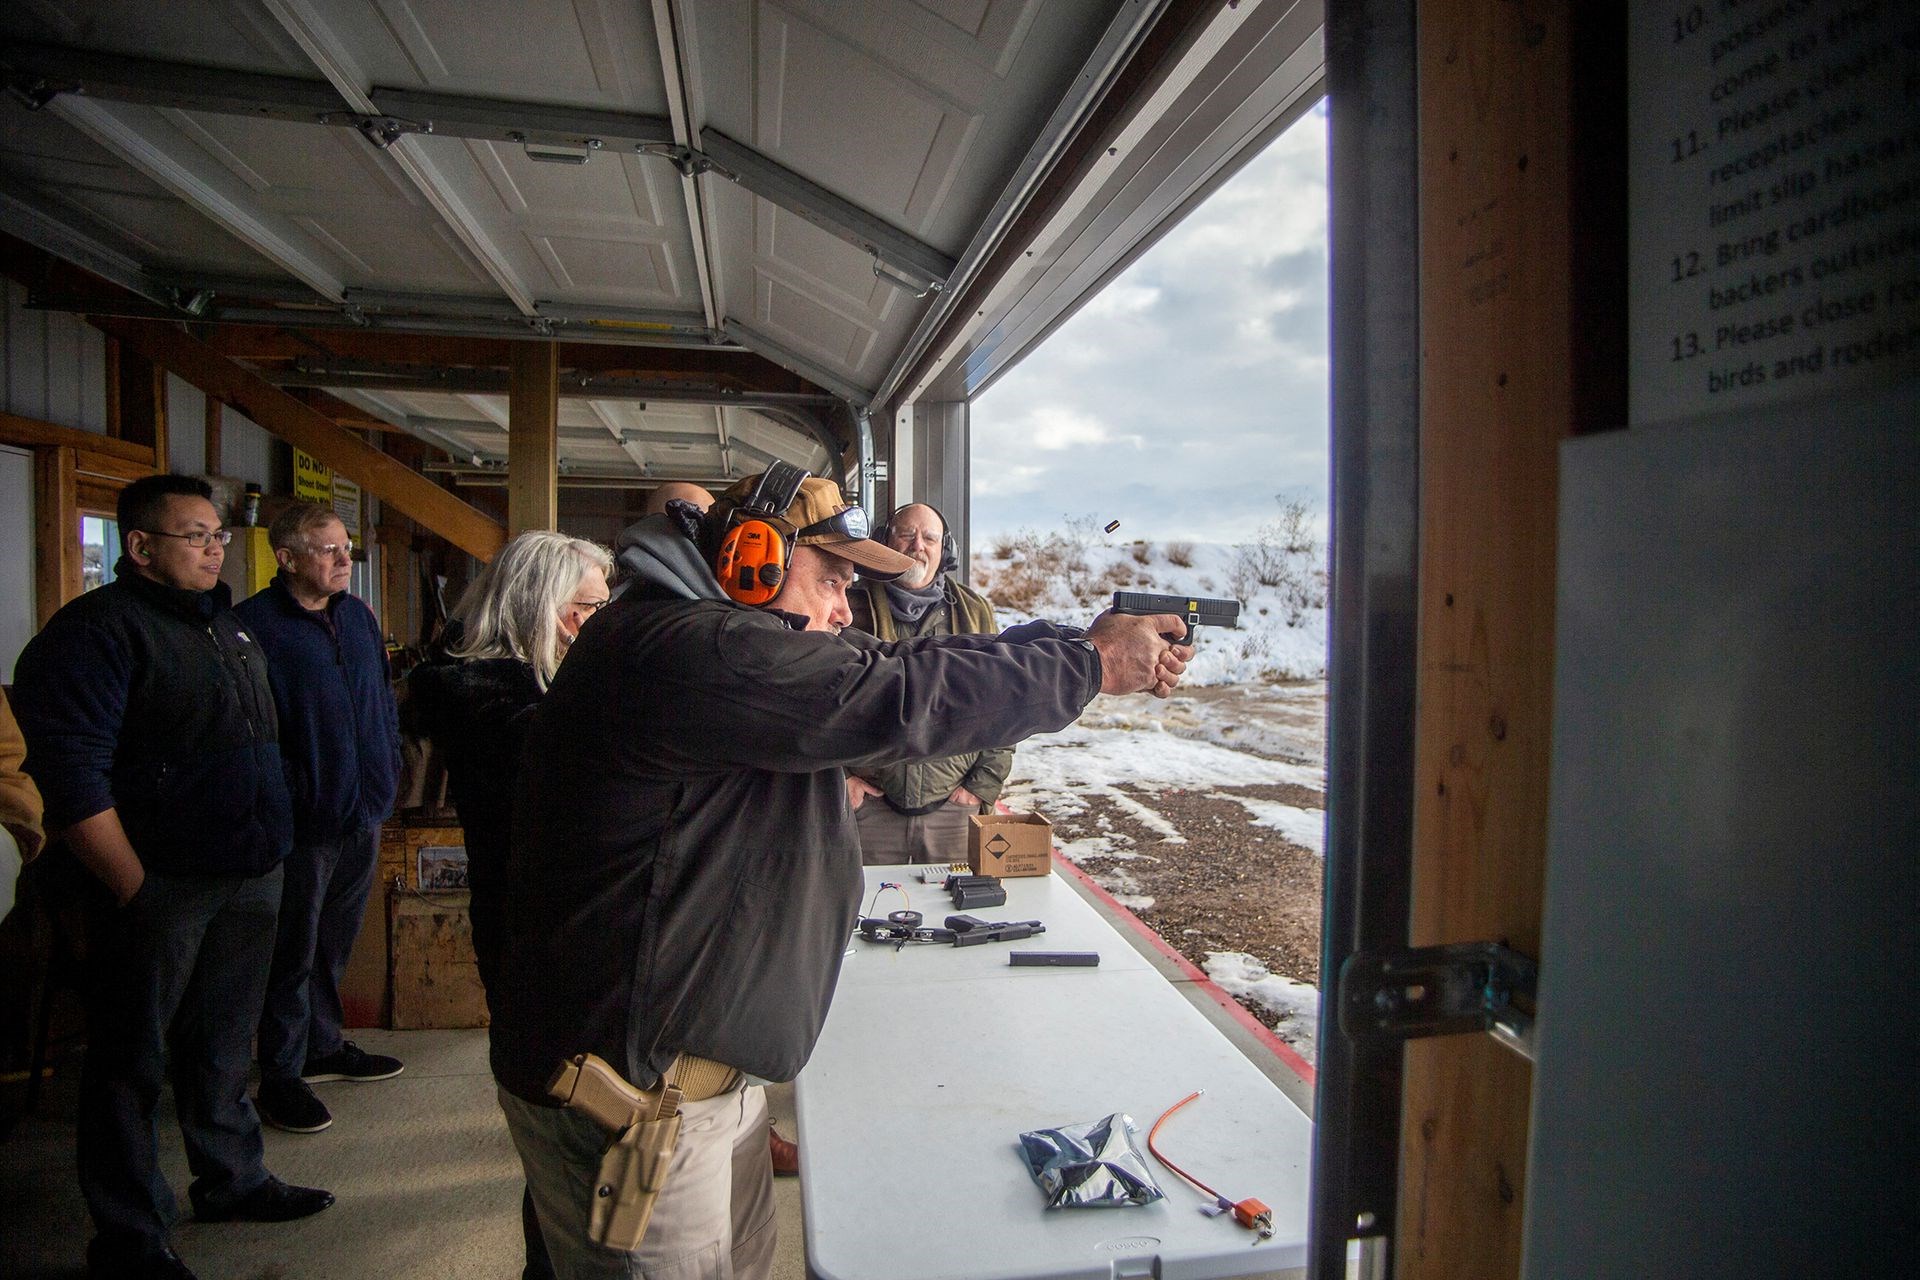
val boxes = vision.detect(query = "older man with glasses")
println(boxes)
[233,501,404,1137]
[13,474,332,1280]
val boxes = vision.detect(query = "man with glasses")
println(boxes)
[234,502,403,1136]
[13,474,332,1280]
[845,503,1012,864]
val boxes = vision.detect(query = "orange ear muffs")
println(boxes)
[715,516,792,605]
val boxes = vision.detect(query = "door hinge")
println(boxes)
[1338,941,1537,1062]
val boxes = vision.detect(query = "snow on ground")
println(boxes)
[976,533,1331,1063]
[1001,711,1325,906]
[1204,952,1323,1064]
[1225,796,1325,857]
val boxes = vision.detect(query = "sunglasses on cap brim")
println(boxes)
[796,506,871,541]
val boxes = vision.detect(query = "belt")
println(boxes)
[885,796,954,817]
[662,1053,740,1102]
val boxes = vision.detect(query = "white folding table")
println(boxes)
[794,866,1314,1280]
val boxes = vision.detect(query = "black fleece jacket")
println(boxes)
[12,564,292,877]
[489,586,1101,1102]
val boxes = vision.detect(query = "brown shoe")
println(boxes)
[769,1127,800,1177]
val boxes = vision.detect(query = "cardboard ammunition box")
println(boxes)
[968,811,1054,878]
[389,889,488,1030]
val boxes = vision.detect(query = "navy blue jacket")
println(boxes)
[235,577,401,840]
[12,564,293,877]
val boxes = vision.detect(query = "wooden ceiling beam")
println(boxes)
[194,325,818,387]
[92,317,506,562]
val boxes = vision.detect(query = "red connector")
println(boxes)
[1230,1197,1273,1238]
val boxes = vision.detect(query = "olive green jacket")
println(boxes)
[847,577,1012,809]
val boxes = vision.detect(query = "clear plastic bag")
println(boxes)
[1018,1113,1165,1209]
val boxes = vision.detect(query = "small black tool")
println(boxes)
[1010,951,1099,967]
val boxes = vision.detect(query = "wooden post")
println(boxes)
[103,337,122,438]
[34,446,81,626]
[90,319,506,562]
[204,397,223,475]
[1397,2,1587,1276]
[507,340,559,536]
[112,344,169,468]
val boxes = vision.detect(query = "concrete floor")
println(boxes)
[0,1030,808,1280]
[0,874,1313,1280]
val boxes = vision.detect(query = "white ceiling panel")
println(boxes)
[754,268,877,371]
[1,0,1243,434]
[167,111,404,200]
[688,0,1125,396]
[753,7,976,240]
[7,0,313,71]
[0,109,269,273]
[355,0,663,106]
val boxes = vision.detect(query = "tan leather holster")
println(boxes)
[546,1052,741,1251]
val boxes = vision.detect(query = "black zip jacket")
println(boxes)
[12,563,293,877]
[489,529,1100,1102]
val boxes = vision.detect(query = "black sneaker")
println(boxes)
[257,1078,332,1134]
[194,1175,335,1222]
[301,1040,404,1083]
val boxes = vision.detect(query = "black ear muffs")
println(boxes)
[712,463,808,605]
[876,504,958,577]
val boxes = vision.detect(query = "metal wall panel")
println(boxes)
[0,444,34,682]
[1522,393,1917,1280]
[164,374,275,489]
[220,410,278,490]
[1,280,109,432]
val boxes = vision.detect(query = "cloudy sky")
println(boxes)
[970,102,1329,546]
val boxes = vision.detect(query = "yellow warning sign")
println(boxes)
[293,450,333,502]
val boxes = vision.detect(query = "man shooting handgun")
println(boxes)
[490,467,1194,1280]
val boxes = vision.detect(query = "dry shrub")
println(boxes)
[1232,496,1327,626]
[1166,541,1195,567]
[1130,541,1152,565]
[976,526,1095,613]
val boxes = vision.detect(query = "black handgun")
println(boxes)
[944,914,1047,946]
[1110,591,1242,644]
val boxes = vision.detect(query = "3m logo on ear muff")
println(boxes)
[713,461,809,605]
[715,518,790,605]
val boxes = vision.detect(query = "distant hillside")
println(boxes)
[971,527,1327,684]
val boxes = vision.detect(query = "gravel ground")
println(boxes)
[1052,784,1324,988]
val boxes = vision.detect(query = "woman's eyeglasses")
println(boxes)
[571,598,611,615]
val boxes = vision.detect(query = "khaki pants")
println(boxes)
[500,1082,776,1280]
[854,802,975,865]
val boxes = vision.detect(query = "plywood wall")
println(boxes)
[1399,1,1591,1275]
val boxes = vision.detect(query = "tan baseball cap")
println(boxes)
[720,473,916,578]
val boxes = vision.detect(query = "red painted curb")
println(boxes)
[1050,848,1319,1087]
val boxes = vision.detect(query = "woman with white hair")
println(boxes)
[405,530,611,1280]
